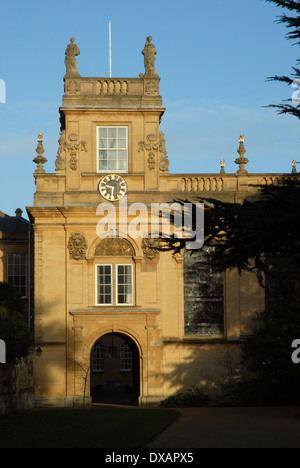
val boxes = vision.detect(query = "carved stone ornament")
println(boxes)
[65,80,81,95]
[64,133,87,171]
[55,130,66,172]
[142,238,160,260]
[144,80,159,96]
[68,232,88,261]
[138,132,169,173]
[158,132,169,173]
[95,237,135,257]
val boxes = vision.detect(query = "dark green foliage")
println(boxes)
[221,304,300,406]
[0,282,26,317]
[0,282,32,363]
[265,0,300,119]
[161,180,300,284]
[161,387,211,408]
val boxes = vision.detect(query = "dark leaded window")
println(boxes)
[184,248,224,336]
[265,257,300,308]
[7,253,27,298]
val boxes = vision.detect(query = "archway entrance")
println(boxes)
[90,333,140,405]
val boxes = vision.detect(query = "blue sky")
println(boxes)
[0,0,300,218]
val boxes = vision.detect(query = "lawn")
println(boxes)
[0,406,180,448]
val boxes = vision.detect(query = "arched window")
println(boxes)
[91,341,104,372]
[120,342,132,372]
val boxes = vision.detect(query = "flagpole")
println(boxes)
[109,20,112,78]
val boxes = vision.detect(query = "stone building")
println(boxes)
[0,209,33,328]
[22,37,297,407]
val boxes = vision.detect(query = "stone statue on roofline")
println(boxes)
[64,37,81,78]
[142,36,158,77]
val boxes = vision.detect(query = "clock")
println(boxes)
[99,174,127,201]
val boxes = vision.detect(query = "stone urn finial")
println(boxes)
[235,134,249,175]
[33,133,47,174]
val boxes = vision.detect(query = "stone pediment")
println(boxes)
[95,237,135,257]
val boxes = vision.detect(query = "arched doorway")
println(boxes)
[90,333,140,405]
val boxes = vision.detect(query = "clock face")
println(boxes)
[99,174,127,201]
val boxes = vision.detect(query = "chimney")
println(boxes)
[15,208,23,218]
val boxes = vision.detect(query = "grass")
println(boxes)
[0,406,180,448]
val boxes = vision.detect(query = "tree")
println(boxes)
[0,282,32,364]
[265,0,300,119]
[159,180,300,286]
[228,303,300,406]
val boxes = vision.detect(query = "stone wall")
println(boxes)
[0,357,34,415]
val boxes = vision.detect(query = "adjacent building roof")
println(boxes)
[0,209,30,233]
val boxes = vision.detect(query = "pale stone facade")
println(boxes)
[22,37,297,407]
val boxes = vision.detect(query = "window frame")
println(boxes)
[95,263,134,307]
[97,126,128,174]
[91,341,104,373]
[120,342,133,372]
[7,253,27,298]
[116,264,134,306]
[95,264,113,306]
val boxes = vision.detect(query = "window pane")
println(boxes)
[118,128,126,139]
[98,127,128,172]
[117,265,133,305]
[108,128,117,139]
[118,159,127,171]
[97,265,112,305]
[108,150,117,160]
[108,138,117,149]
[99,137,107,149]
[92,341,104,372]
[118,139,127,149]
[99,128,107,139]
[7,254,27,297]
[120,342,132,371]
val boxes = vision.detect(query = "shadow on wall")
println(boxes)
[161,341,242,403]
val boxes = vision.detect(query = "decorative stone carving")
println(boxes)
[33,133,47,174]
[68,232,87,261]
[147,152,156,171]
[144,80,159,96]
[64,37,81,78]
[95,238,135,257]
[64,133,87,171]
[158,132,169,173]
[142,36,158,77]
[142,238,160,260]
[65,80,81,95]
[138,132,169,173]
[55,130,66,172]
